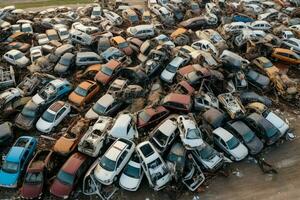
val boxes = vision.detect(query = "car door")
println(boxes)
[55,107,67,126]
[116,151,128,174]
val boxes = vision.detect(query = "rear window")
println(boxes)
[140,143,154,157]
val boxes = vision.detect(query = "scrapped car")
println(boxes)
[32,79,72,106]
[220,50,250,71]
[136,106,170,130]
[252,56,280,77]
[162,93,192,112]
[166,142,186,177]
[0,87,21,107]
[191,142,224,172]
[119,153,144,191]
[30,46,43,63]
[68,80,99,108]
[245,69,270,91]
[248,20,272,31]
[0,136,37,188]
[225,121,264,155]
[178,115,204,150]
[194,92,219,110]
[223,22,248,34]
[126,24,155,39]
[3,49,30,68]
[202,107,228,130]
[53,117,90,155]
[6,41,30,53]
[50,153,90,199]
[36,101,71,133]
[244,113,282,145]
[94,138,135,185]
[212,127,248,161]
[136,141,171,191]
[76,52,101,67]
[149,115,178,154]
[160,56,189,83]
[262,110,289,137]
[271,48,300,65]
[110,36,133,56]
[36,33,49,45]
[179,15,218,30]
[103,9,123,26]
[0,122,13,146]
[218,93,245,119]
[94,60,122,85]
[78,116,112,157]
[54,52,75,74]
[108,113,138,140]
[191,39,218,57]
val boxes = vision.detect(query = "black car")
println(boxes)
[240,91,272,107]
[243,113,281,145]
[179,16,217,30]
[225,121,264,155]
[0,122,13,146]
[245,69,270,91]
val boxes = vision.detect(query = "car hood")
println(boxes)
[54,63,68,73]
[181,138,204,150]
[32,94,45,105]
[68,92,84,106]
[119,174,140,190]
[0,170,18,187]
[95,72,110,84]
[246,137,264,155]
[201,155,223,169]
[20,183,43,199]
[50,179,72,198]
[94,166,114,184]
[161,70,175,82]
[230,143,248,161]
[85,108,99,120]
[36,118,52,132]
[53,137,75,154]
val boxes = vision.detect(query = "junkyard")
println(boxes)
[0,0,300,199]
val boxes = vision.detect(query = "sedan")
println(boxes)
[3,49,30,68]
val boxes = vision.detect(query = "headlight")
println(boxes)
[63,195,69,199]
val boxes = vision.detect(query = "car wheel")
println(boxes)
[230,155,235,161]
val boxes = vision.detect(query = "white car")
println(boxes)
[191,142,224,172]
[21,23,33,33]
[248,20,272,31]
[136,141,171,191]
[36,34,49,45]
[191,39,218,57]
[223,22,247,34]
[91,6,102,20]
[155,34,175,48]
[71,22,99,34]
[57,27,69,41]
[149,115,178,154]
[263,111,289,137]
[119,153,144,191]
[244,4,263,14]
[126,24,155,39]
[282,31,294,40]
[212,127,248,161]
[283,38,300,52]
[289,25,300,32]
[11,24,20,33]
[103,9,123,26]
[94,138,135,185]
[30,46,43,62]
[0,87,21,105]
[78,116,112,157]
[177,115,204,150]
[108,113,138,140]
[160,56,186,83]
[3,49,29,68]
[36,101,71,133]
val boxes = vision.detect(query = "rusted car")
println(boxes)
[6,41,31,53]
[136,106,170,130]
[162,93,192,112]
[110,36,133,56]
[218,93,245,119]
[53,117,90,155]
[271,48,300,65]
[94,59,122,85]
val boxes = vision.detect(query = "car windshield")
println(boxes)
[92,102,106,114]
[41,111,55,123]
[243,131,255,143]
[130,27,137,34]
[14,52,23,60]
[226,137,240,150]
[74,86,88,97]
[21,106,37,118]
[199,145,216,160]
[129,15,139,22]
[266,126,278,138]
[57,170,74,185]
[92,11,101,15]
[2,161,18,173]
[60,31,68,36]
[124,164,140,179]
[166,64,177,73]
[138,111,151,122]
[48,34,59,41]
[211,34,222,43]
[22,27,32,32]
[118,42,129,48]
[59,57,71,66]
[101,66,113,76]
[25,172,43,184]
[100,156,116,171]
[186,128,201,139]
[153,130,168,145]
[263,61,273,68]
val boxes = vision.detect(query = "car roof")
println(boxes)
[6,147,24,163]
[164,93,191,105]
[78,80,95,89]
[98,94,115,107]
[213,127,233,142]
[49,101,65,112]
[106,140,128,160]
[7,49,21,55]
[50,79,67,87]
[62,153,86,174]
[158,118,177,135]
[112,36,126,43]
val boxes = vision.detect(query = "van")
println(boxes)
[76,52,101,67]
[126,24,155,39]
[70,30,93,46]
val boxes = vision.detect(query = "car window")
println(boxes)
[56,107,66,119]
[117,151,128,167]
[220,138,227,147]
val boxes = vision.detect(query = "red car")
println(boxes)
[136,106,170,130]
[162,93,192,112]
[20,150,55,199]
[94,59,122,85]
[50,153,89,199]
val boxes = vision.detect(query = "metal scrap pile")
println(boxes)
[0,0,299,199]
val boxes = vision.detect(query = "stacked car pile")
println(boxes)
[0,0,299,199]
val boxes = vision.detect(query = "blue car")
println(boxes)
[0,136,37,188]
[32,79,72,106]
[233,14,254,23]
